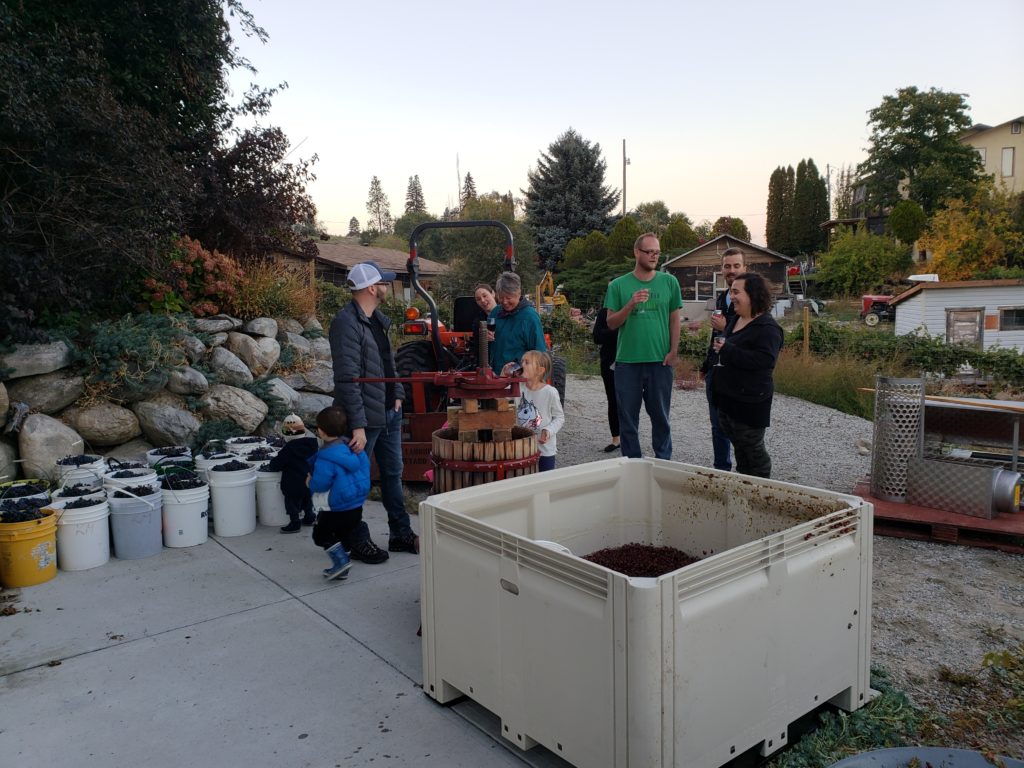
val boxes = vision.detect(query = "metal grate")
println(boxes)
[870,376,924,501]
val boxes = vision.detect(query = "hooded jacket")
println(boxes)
[489,298,548,372]
[330,300,405,430]
[308,439,371,512]
[264,434,318,500]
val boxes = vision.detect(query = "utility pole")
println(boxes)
[622,139,630,217]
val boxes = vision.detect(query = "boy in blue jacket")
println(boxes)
[264,414,318,533]
[308,406,374,579]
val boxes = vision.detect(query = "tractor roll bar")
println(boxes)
[407,220,515,372]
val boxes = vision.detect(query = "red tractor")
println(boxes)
[859,294,894,326]
[393,220,566,482]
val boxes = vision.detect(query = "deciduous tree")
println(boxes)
[859,86,983,215]
[710,216,751,241]
[888,200,927,244]
[815,230,911,296]
[524,128,619,266]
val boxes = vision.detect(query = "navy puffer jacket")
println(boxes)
[329,301,404,430]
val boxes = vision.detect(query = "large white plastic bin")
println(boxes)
[420,458,874,768]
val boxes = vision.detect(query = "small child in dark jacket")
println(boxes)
[308,406,374,580]
[264,414,319,533]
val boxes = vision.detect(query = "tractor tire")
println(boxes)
[551,355,567,406]
[395,340,439,410]
[863,312,880,327]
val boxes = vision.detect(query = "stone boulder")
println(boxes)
[0,439,16,482]
[276,317,305,335]
[61,402,142,447]
[243,317,278,338]
[182,335,207,363]
[167,366,210,396]
[309,337,332,361]
[192,314,242,334]
[209,346,253,387]
[208,332,228,348]
[278,331,312,356]
[263,378,300,411]
[17,413,84,478]
[6,370,85,414]
[132,392,202,447]
[302,316,324,333]
[294,392,333,425]
[226,332,279,377]
[0,341,74,380]
[0,382,8,429]
[281,361,334,395]
[103,438,154,464]
[201,384,268,434]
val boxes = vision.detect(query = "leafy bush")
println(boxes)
[80,313,189,401]
[315,280,350,328]
[232,258,315,320]
[541,305,591,349]
[138,236,244,316]
[815,230,911,297]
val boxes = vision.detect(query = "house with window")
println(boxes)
[960,115,1023,194]
[890,279,1024,350]
[661,235,793,319]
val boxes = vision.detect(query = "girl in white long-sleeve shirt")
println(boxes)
[515,350,566,472]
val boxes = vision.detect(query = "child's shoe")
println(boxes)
[323,542,351,580]
[301,512,317,526]
[280,519,301,533]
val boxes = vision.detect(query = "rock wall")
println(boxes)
[0,313,333,483]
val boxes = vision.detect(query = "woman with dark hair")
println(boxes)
[710,272,784,478]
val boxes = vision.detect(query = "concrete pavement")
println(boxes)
[0,500,568,767]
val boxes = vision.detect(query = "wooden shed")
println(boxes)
[662,235,794,302]
[890,279,1024,351]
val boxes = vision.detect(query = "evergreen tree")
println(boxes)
[461,172,477,206]
[661,214,699,254]
[765,167,791,253]
[832,164,856,219]
[366,175,393,234]
[348,217,360,237]
[524,128,620,266]
[859,86,983,215]
[792,159,828,254]
[405,175,426,214]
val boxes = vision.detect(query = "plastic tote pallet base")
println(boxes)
[421,458,875,768]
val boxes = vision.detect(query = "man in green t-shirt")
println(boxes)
[604,233,682,458]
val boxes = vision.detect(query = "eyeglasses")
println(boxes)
[637,248,661,257]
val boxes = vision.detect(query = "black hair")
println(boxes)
[316,406,350,438]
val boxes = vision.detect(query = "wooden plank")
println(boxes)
[462,398,479,414]
[456,409,517,431]
[495,398,513,412]
[493,429,512,443]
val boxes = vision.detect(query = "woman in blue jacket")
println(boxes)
[489,271,548,374]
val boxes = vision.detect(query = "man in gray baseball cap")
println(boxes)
[328,260,418,563]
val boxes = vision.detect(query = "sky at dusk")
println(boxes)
[228,0,1024,245]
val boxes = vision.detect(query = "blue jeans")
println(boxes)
[364,407,414,540]
[704,371,733,471]
[614,362,673,459]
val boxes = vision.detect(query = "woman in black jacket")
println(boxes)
[711,273,784,478]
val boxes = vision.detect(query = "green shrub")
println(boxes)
[81,313,189,400]
[315,279,350,328]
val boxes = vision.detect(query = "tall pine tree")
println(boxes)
[765,167,792,253]
[792,159,829,255]
[347,217,360,236]
[366,175,392,233]
[524,128,619,266]
[405,175,426,214]
[461,172,477,207]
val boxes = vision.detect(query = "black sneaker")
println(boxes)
[301,512,317,526]
[280,519,301,533]
[388,534,419,554]
[349,539,389,564]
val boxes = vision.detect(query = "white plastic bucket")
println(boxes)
[56,499,111,571]
[103,468,158,491]
[146,446,193,469]
[55,455,107,487]
[161,484,210,548]
[194,453,236,483]
[208,464,257,537]
[108,487,163,559]
[225,437,269,457]
[255,469,289,526]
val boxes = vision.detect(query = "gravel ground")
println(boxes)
[554,374,1024,752]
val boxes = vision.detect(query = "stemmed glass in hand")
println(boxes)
[635,288,650,315]
[711,310,725,367]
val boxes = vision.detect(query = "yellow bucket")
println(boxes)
[0,508,58,588]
